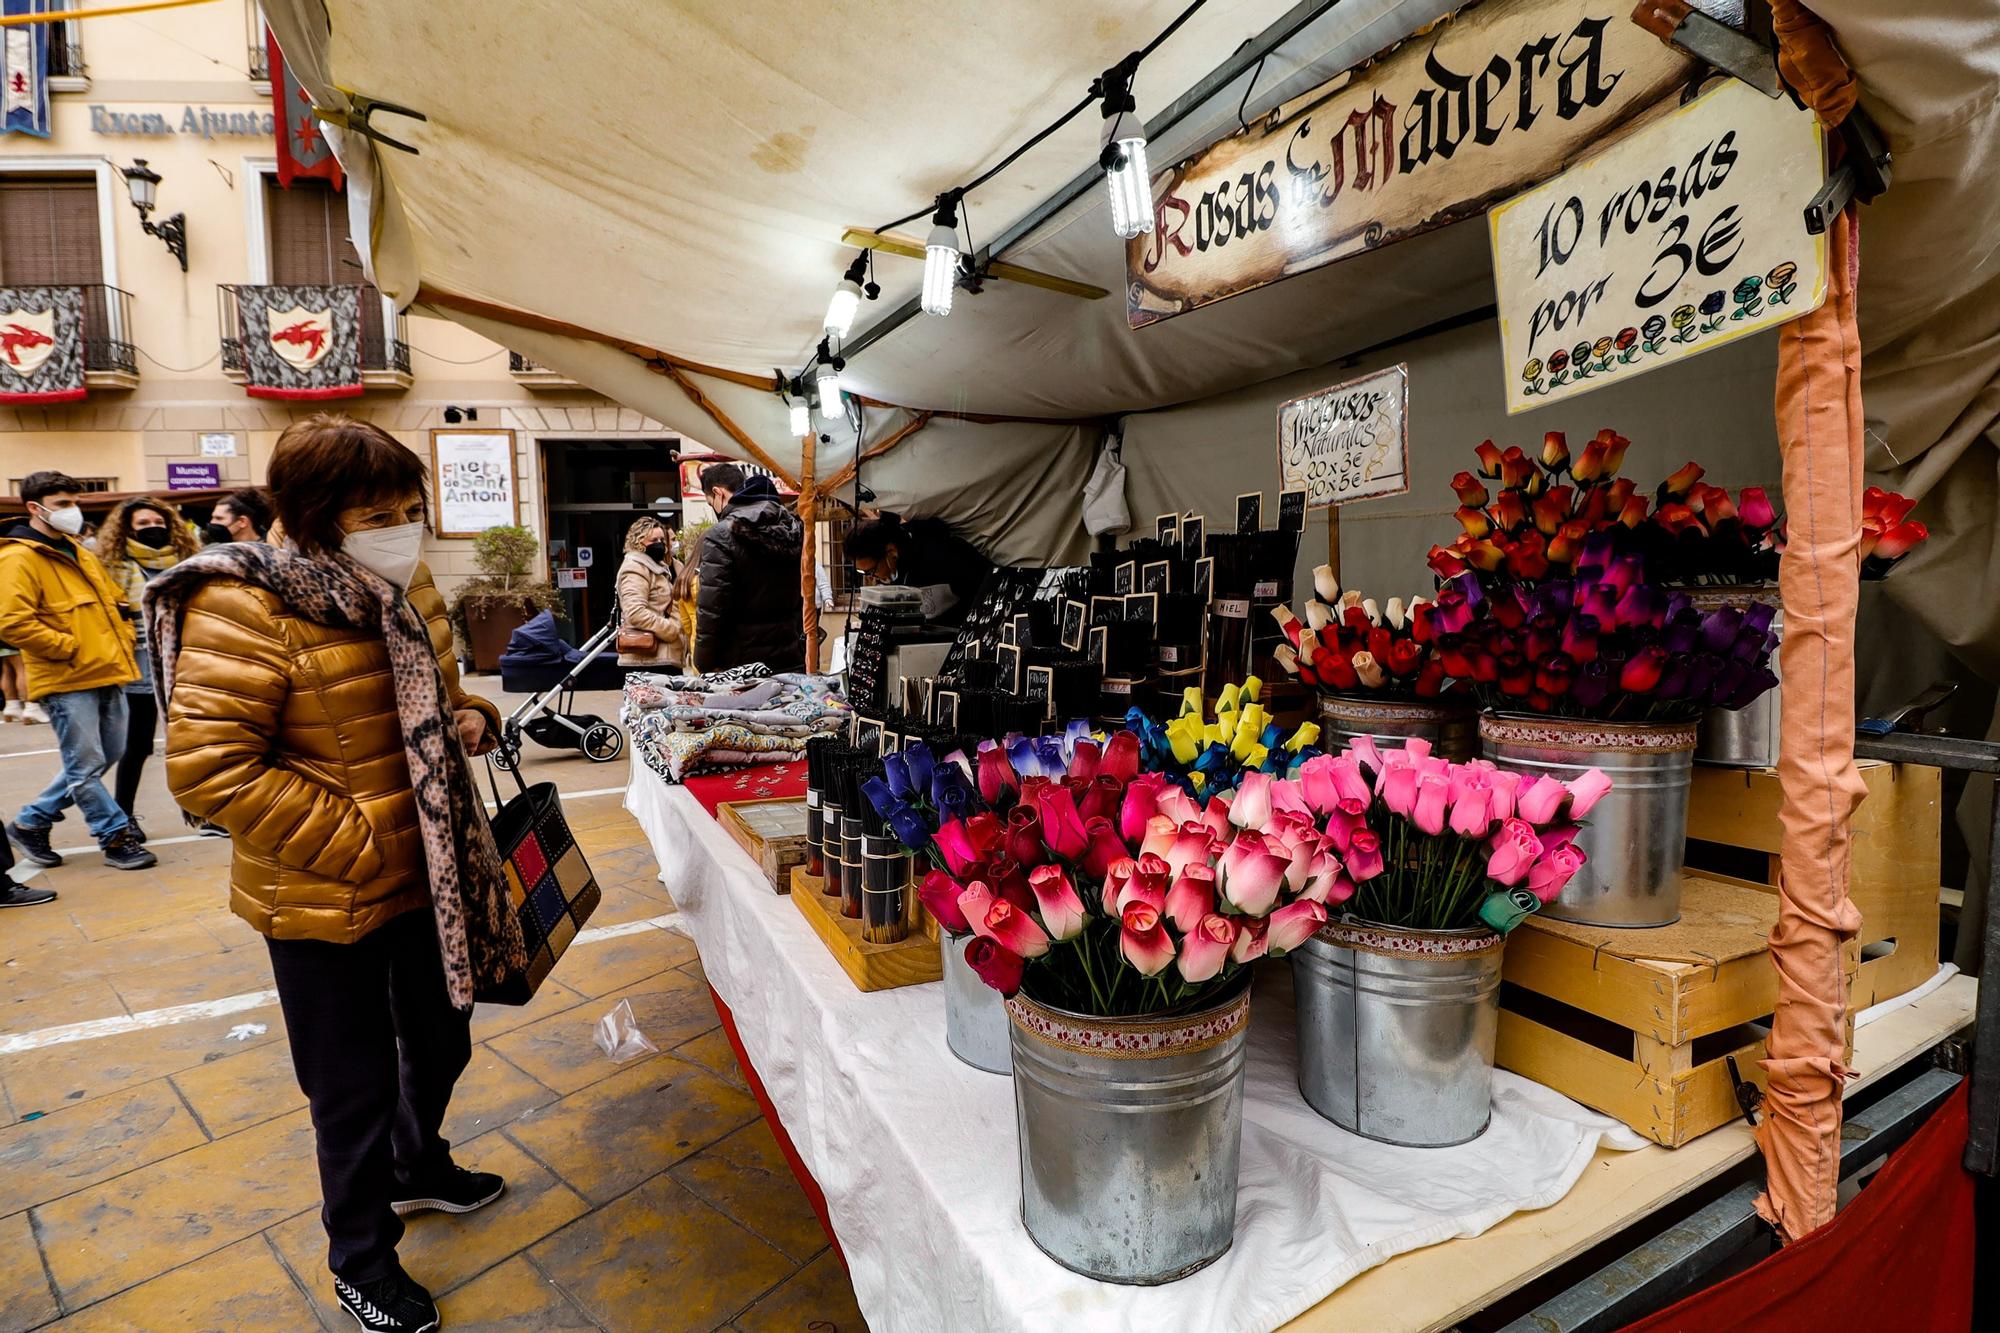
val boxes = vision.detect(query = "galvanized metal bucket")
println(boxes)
[939,932,1011,1075]
[1480,714,1698,928]
[1318,693,1479,761]
[1293,920,1503,1147]
[1006,979,1252,1285]
[1686,588,1784,769]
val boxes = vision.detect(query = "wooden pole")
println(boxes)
[818,411,934,496]
[655,362,801,490]
[1325,506,1342,586]
[800,431,819,673]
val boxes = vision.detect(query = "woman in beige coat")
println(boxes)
[615,516,684,668]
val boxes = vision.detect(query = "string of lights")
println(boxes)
[788,0,1210,429]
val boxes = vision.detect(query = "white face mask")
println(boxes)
[34,502,86,536]
[342,521,425,589]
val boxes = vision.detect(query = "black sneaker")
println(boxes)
[125,818,148,844]
[392,1164,505,1217]
[102,828,158,871]
[5,820,61,868]
[0,879,58,908]
[197,820,229,838]
[333,1272,439,1333]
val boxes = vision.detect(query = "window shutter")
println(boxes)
[0,178,104,285]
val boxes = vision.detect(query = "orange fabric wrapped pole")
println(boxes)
[1755,0,1869,1242]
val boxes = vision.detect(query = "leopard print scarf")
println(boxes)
[144,542,527,1009]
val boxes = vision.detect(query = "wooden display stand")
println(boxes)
[716,798,810,893]
[1685,760,1940,1009]
[1500,759,1940,1147]
[1498,874,1851,1147]
[789,866,942,992]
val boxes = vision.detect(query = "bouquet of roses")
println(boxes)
[1293,736,1606,933]
[1858,486,1929,579]
[1635,465,1781,585]
[1270,566,1455,698]
[1427,430,1649,584]
[1123,679,1322,798]
[1426,534,1779,720]
[863,722,1143,861]
[917,759,1342,1016]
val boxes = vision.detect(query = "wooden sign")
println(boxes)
[1491,78,1827,413]
[1277,364,1411,510]
[1125,0,1690,327]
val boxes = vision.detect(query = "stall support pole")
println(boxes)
[1325,506,1341,585]
[800,432,819,673]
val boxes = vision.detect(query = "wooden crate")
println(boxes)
[1685,760,1940,1009]
[1496,874,1854,1147]
[716,798,810,893]
[790,866,942,992]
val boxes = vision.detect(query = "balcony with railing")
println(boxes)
[507,349,582,389]
[47,20,86,84]
[0,283,137,389]
[218,284,412,390]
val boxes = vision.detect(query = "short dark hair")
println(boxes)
[19,471,81,506]
[846,517,904,562]
[700,462,745,497]
[267,414,428,555]
[214,487,273,536]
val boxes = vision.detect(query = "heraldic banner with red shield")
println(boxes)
[0,286,86,405]
[234,284,364,400]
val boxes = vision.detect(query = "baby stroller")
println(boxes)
[491,615,626,767]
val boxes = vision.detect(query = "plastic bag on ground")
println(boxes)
[593,999,658,1063]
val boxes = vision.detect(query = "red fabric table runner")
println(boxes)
[1621,1083,1973,1332]
[682,761,806,817]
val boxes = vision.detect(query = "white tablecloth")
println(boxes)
[626,764,1645,1333]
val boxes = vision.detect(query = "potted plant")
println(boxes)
[448,524,561,673]
[1287,738,1605,1145]
[1422,434,1780,926]
[1270,571,1477,759]
[871,718,1331,1285]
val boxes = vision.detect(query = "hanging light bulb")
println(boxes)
[1100,60,1153,239]
[921,192,961,318]
[824,252,868,339]
[814,340,844,416]
[788,393,811,437]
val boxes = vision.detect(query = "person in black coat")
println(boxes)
[846,515,995,625]
[694,464,806,673]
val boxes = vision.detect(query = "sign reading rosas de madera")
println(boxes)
[1489,79,1826,413]
[1277,364,1410,510]
[1125,0,1691,327]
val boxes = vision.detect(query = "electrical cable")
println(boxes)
[135,347,221,374]
[865,0,1208,236]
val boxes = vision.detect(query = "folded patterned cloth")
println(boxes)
[626,670,848,782]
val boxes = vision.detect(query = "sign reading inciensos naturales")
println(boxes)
[1489,79,1827,413]
[1277,365,1410,510]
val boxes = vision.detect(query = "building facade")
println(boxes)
[0,2,698,630]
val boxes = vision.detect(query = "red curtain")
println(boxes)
[1623,1084,1974,1332]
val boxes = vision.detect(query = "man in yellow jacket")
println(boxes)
[0,472,156,871]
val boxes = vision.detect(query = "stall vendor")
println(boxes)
[847,515,993,625]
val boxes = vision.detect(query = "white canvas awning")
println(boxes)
[266,0,2000,582]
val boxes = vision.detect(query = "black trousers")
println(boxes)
[113,690,156,817]
[266,909,472,1282]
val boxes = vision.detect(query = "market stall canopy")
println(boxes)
[271,0,2000,569]
[267,0,1530,476]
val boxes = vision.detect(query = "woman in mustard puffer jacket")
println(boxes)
[151,415,518,1333]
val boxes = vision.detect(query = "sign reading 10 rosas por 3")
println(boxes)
[1489,79,1828,414]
